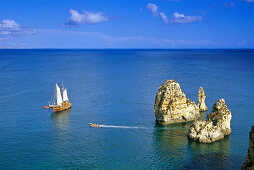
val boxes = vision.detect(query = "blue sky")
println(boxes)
[0,0,254,48]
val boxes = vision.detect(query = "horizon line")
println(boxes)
[0,48,254,50]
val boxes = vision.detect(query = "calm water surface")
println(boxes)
[0,49,254,169]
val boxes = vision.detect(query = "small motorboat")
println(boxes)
[89,123,100,127]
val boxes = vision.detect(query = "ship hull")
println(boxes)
[52,101,72,112]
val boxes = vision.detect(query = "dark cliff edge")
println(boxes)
[242,125,254,170]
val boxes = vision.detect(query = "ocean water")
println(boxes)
[0,49,253,169]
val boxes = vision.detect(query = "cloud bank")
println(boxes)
[0,19,34,39]
[29,29,218,48]
[64,9,108,27]
[146,3,202,24]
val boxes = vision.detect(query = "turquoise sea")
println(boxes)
[0,49,254,169]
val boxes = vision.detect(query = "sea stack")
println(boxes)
[198,87,208,111]
[154,80,200,124]
[187,99,232,143]
[242,125,254,170]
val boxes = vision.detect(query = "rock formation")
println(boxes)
[188,99,232,143]
[198,87,208,111]
[154,80,200,124]
[242,125,254,170]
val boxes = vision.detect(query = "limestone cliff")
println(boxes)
[198,87,208,111]
[242,125,254,170]
[188,99,232,143]
[154,80,200,124]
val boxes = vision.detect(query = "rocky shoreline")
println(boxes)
[154,79,232,143]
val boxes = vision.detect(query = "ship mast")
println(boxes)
[62,82,64,98]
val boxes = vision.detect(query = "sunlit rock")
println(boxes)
[188,99,232,143]
[154,80,200,124]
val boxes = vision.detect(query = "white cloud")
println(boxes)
[0,19,34,38]
[64,9,108,27]
[147,3,158,16]
[147,3,169,23]
[146,3,202,24]
[173,12,185,19]
[0,19,20,30]
[172,12,202,24]
[160,12,168,23]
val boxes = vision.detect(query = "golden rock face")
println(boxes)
[154,80,199,124]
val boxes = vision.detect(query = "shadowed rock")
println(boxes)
[242,125,254,170]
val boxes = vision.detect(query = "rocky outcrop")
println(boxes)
[154,80,200,124]
[198,87,208,111]
[242,126,254,170]
[188,99,232,143]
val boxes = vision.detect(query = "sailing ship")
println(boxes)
[44,83,72,112]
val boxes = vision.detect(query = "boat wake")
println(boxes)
[0,90,32,98]
[98,125,149,129]
[0,62,14,70]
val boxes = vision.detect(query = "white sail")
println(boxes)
[62,88,69,102]
[56,83,63,105]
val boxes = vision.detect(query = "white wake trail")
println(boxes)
[99,125,148,129]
